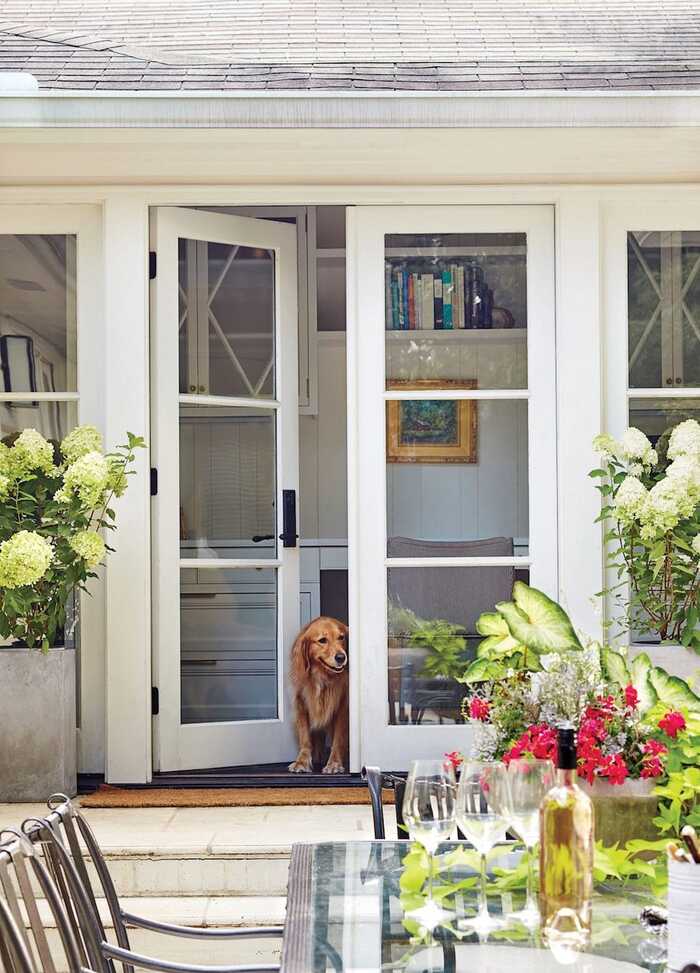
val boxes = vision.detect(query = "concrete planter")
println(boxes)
[0,645,77,802]
[630,642,700,685]
[582,777,658,846]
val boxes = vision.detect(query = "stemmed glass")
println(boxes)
[455,760,510,933]
[402,759,457,928]
[504,758,555,928]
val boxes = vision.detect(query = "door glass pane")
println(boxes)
[386,399,528,557]
[628,397,700,454]
[180,567,278,724]
[628,231,700,388]
[0,234,77,392]
[388,566,529,726]
[178,239,275,398]
[385,233,527,389]
[0,400,77,444]
[180,404,276,560]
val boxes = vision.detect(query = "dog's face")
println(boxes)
[304,617,348,675]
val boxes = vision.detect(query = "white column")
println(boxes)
[555,194,604,640]
[103,196,152,783]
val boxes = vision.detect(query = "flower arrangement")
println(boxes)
[458,582,700,790]
[591,418,700,649]
[0,425,144,650]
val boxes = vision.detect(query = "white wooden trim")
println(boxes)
[624,387,700,399]
[104,197,152,783]
[152,206,300,772]
[350,204,557,771]
[0,392,80,402]
[384,389,529,401]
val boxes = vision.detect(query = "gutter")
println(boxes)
[0,89,700,129]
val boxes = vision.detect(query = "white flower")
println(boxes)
[0,530,53,589]
[639,475,697,540]
[613,475,648,524]
[69,530,105,567]
[692,534,700,558]
[668,419,700,460]
[61,425,103,464]
[9,428,55,477]
[666,454,700,491]
[592,433,618,460]
[620,427,657,467]
[60,451,110,508]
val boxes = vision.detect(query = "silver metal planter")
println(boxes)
[0,645,77,802]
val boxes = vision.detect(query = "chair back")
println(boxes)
[362,767,406,839]
[0,829,89,973]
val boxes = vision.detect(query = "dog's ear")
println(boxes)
[292,628,312,673]
[341,622,349,652]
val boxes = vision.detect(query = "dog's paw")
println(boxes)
[322,759,345,774]
[288,755,313,773]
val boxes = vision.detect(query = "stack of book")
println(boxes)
[385,260,495,330]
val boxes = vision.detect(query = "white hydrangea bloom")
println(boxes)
[692,534,700,557]
[592,433,618,460]
[9,428,55,477]
[613,475,648,524]
[61,425,103,464]
[666,454,700,490]
[639,475,697,539]
[60,451,110,508]
[0,530,53,588]
[668,419,700,460]
[69,529,105,567]
[620,427,657,467]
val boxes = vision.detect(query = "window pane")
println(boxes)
[387,399,528,557]
[0,400,77,445]
[385,233,527,390]
[388,566,529,726]
[0,234,77,392]
[178,238,275,398]
[180,567,278,724]
[179,405,276,560]
[628,231,700,389]
[628,396,700,452]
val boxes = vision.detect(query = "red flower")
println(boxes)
[503,724,557,764]
[600,753,629,786]
[624,684,639,709]
[659,711,686,739]
[641,757,665,779]
[468,698,491,722]
[642,738,667,757]
[445,751,463,772]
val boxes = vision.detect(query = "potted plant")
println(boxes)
[591,420,700,682]
[458,582,700,846]
[0,425,144,801]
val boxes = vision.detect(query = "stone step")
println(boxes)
[32,895,285,970]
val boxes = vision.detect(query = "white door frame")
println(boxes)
[347,204,557,771]
[151,206,299,772]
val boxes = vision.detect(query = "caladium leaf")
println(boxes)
[496,582,582,653]
[476,612,509,637]
[601,647,630,688]
[626,652,658,714]
[649,666,700,715]
[460,657,506,684]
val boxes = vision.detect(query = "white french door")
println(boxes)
[348,205,557,770]
[151,207,299,772]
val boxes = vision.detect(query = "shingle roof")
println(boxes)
[1,0,700,92]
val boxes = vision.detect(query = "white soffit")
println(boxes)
[1,90,700,128]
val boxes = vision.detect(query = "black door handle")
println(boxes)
[279,489,298,548]
[251,534,275,543]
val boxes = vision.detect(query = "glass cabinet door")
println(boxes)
[350,206,556,770]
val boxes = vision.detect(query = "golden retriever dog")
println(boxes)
[288,616,349,774]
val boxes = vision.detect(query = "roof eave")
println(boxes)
[1,88,700,128]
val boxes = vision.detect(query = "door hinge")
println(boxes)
[149,251,157,280]
[150,467,158,496]
[151,686,159,716]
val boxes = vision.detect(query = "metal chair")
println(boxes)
[0,890,36,973]
[18,795,282,973]
[362,766,407,839]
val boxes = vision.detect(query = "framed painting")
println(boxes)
[386,379,478,464]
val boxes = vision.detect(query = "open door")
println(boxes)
[151,207,299,772]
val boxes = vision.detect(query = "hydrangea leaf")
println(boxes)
[649,666,700,714]
[627,652,658,715]
[496,582,582,653]
[601,647,630,688]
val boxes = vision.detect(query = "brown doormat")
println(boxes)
[80,784,395,809]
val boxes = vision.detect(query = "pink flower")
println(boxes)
[641,757,665,779]
[600,753,629,786]
[468,698,491,722]
[659,711,686,739]
[642,738,667,757]
[445,751,463,772]
[624,684,639,709]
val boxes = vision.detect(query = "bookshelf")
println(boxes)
[386,327,526,343]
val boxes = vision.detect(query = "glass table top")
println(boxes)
[281,841,666,973]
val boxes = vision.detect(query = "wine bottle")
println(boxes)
[539,727,594,949]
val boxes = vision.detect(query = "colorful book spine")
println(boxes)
[407,273,415,329]
[385,262,393,329]
[433,274,443,329]
[421,272,434,329]
[402,271,409,329]
[414,273,422,329]
[442,268,453,329]
[391,272,400,330]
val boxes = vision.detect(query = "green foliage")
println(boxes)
[0,429,144,650]
[601,645,700,715]
[412,618,468,681]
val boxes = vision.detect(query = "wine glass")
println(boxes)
[456,760,510,933]
[402,759,457,927]
[505,758,555,928]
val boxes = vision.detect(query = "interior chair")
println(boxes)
[361,766,407,840]
[19,795,282,973]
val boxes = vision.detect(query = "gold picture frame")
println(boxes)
[386,379,478,464]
